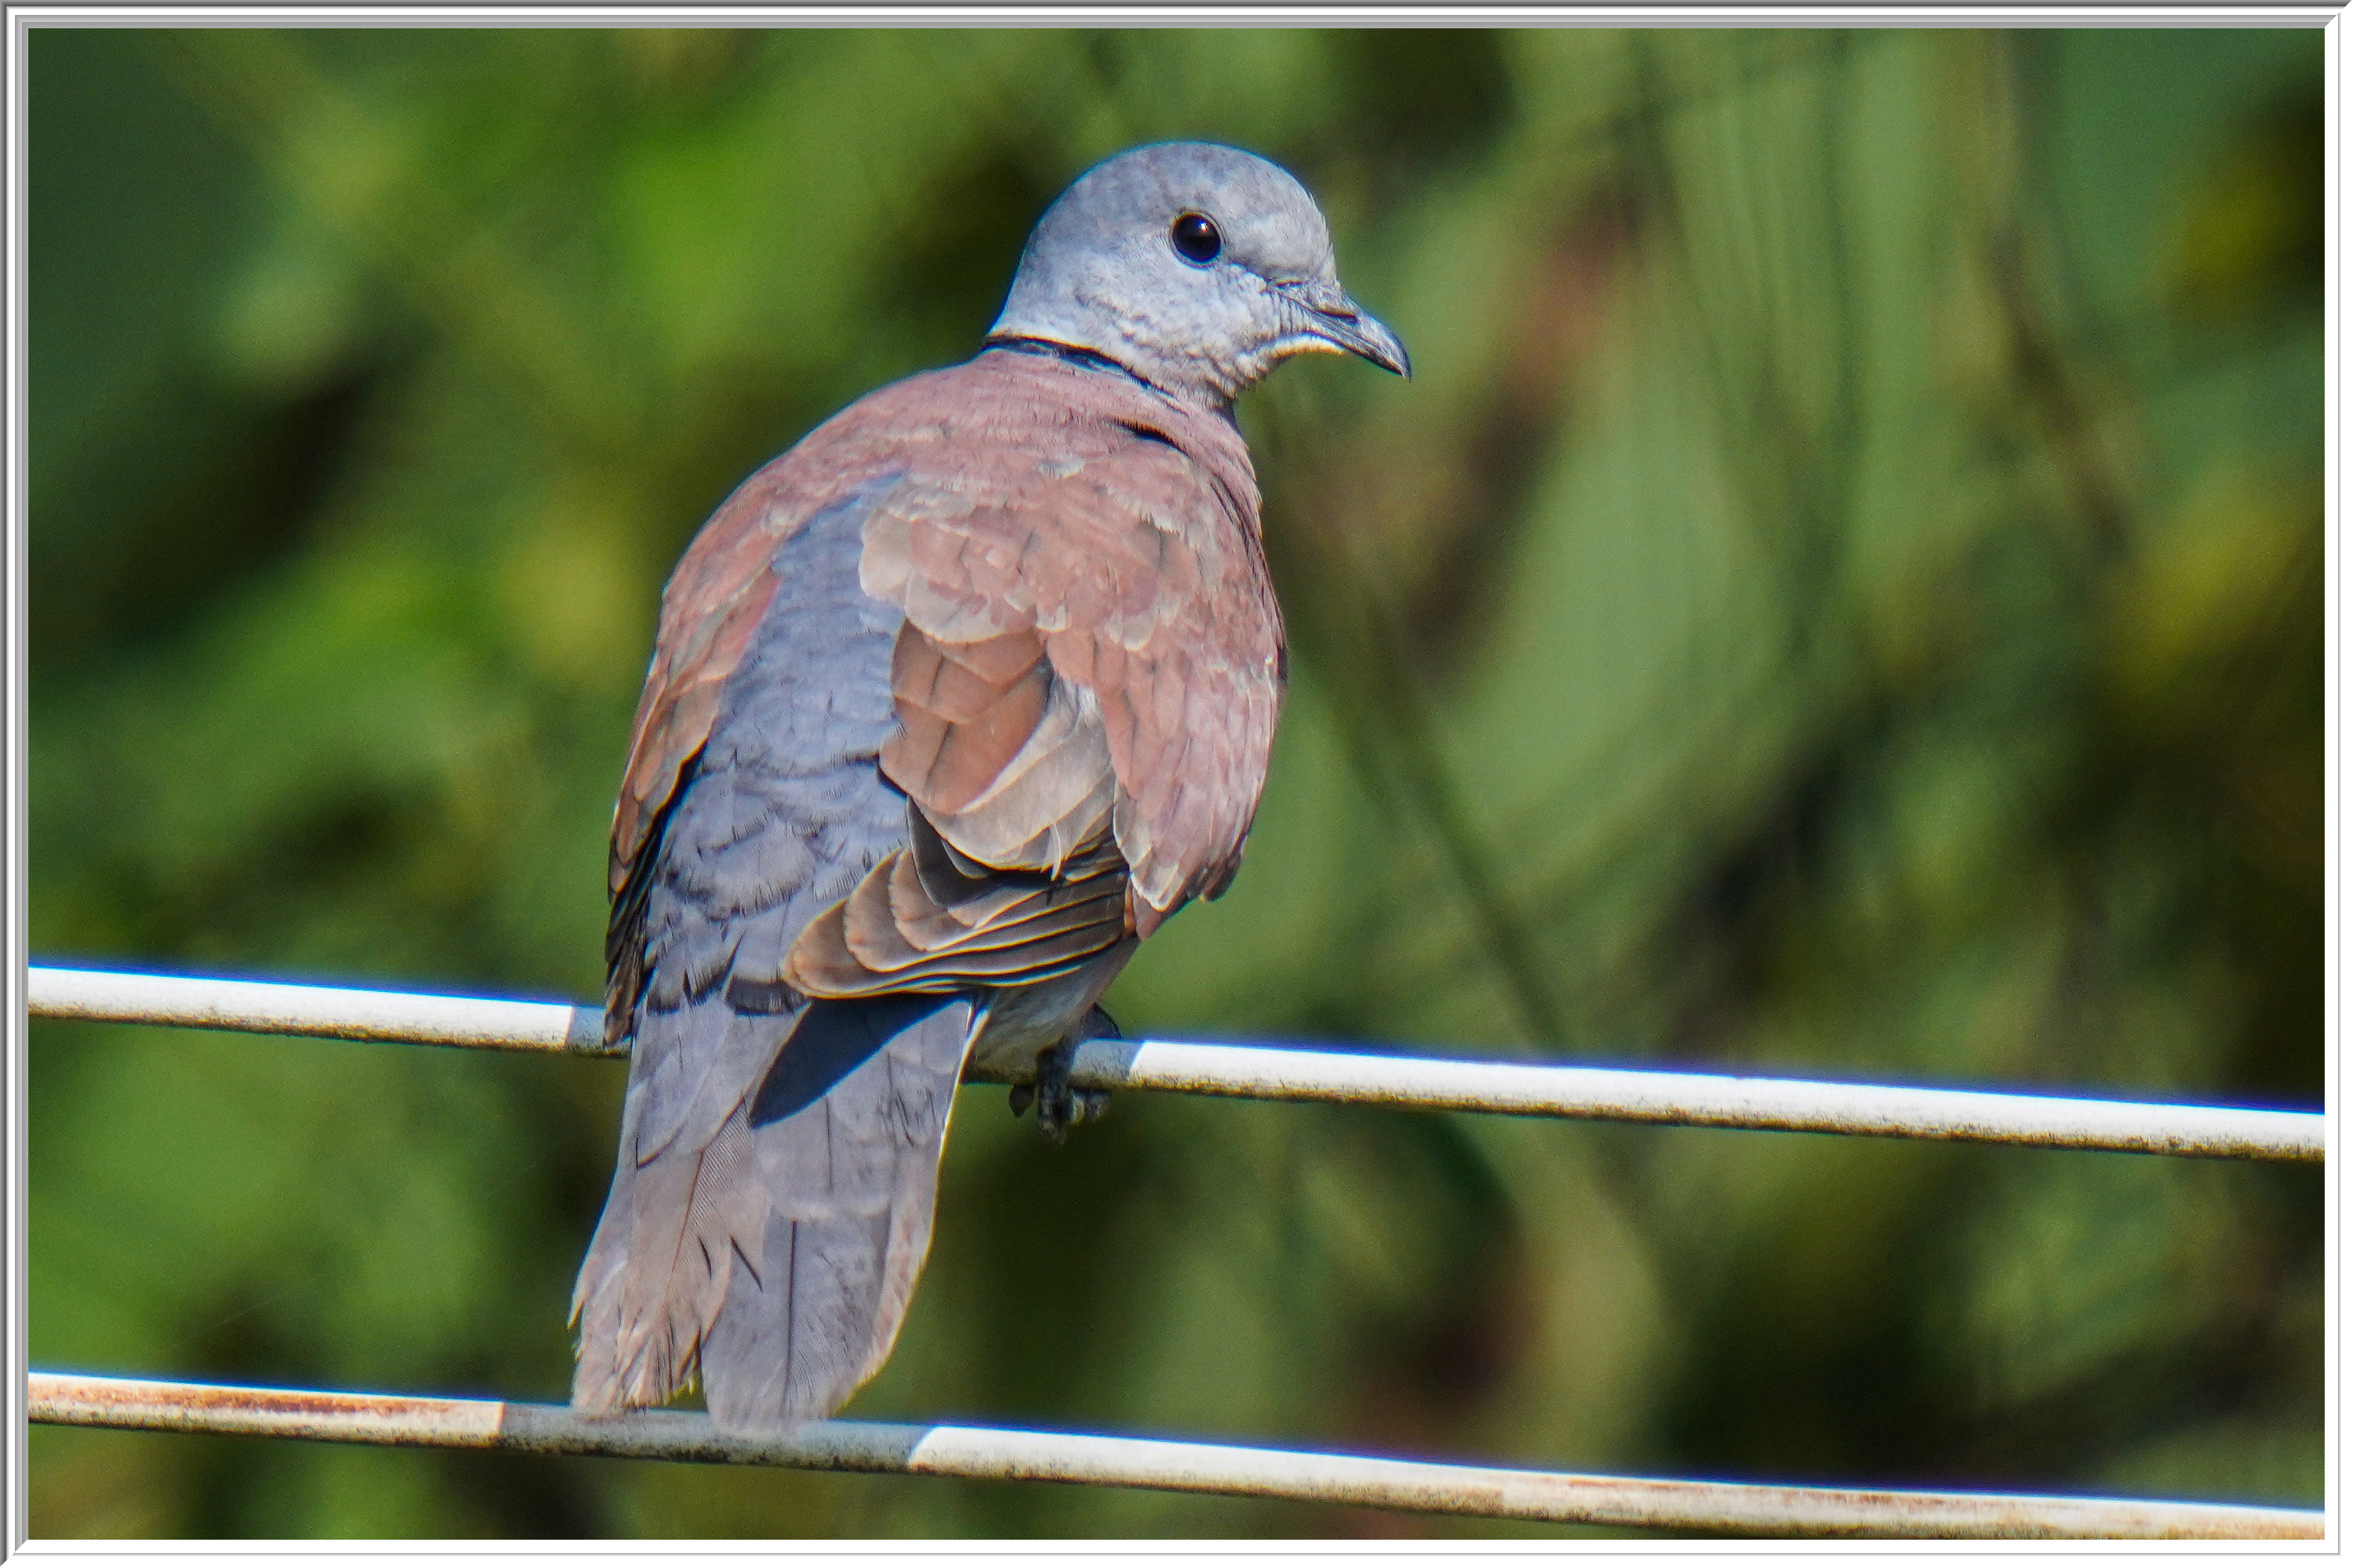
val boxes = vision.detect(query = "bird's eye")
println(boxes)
[1170,212,1222,265]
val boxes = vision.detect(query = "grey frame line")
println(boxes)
[24,1373,2327,1540]
[28,965,2328,1160]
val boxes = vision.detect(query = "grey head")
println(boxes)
[986,142,1410,409]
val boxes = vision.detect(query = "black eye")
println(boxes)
[1171,211,1222,265]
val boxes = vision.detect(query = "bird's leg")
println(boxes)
[1068,1004,1118,1126]
[1030,1040,1076,1146]
[1012,1005,1119,1144]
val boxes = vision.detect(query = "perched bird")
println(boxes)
[570,141,1409,1434]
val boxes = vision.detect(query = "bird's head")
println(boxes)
[987,141,1411,408]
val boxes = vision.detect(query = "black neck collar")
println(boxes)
[980,336,1236,425]
[982,335,1149,383]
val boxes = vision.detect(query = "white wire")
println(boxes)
[28,964,2325,1160]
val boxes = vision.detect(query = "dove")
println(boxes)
[571,140,1408,1433]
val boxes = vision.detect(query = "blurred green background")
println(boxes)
[28,26,2322,1539]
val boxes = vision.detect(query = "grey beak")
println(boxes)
[1285,282,1412,378]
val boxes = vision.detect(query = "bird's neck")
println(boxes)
[981,334,1238,421]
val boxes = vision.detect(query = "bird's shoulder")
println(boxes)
[647,348,1259,665]
[823,346,1261,529]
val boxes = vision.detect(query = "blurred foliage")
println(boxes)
[27,26,2321,1539]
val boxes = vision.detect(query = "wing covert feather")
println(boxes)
[851,350,1284,934]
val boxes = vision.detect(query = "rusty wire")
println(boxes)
[26,1373,2325,1539]
[29,964,2326,1160]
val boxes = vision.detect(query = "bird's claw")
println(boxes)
[1008,1008,1119,1142]
[1009,1077,1111,1140]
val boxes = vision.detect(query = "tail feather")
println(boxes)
[570,1098,766,1411]
[571,994,975,1433]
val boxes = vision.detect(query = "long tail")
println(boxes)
[570,994,976,1433]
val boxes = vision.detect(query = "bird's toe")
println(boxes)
[1014,1009,1123,1142]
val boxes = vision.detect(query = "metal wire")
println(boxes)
[29,965,2325,1160]
[25,1373,2323,1540]
[26,968,2331,1534]
[31,964,610,1053]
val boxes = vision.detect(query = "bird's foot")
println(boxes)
[1007,1006,1118,1144]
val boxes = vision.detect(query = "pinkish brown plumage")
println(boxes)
[573,142,1407,1434]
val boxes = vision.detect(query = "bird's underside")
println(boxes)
[570,349,1282,1433]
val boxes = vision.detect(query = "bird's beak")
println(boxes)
[1282,280,1411,378]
